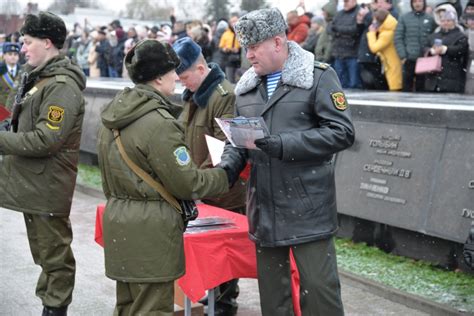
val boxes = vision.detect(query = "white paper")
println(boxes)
[205,134,225,166]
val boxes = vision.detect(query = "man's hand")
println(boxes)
[254,135,282,159]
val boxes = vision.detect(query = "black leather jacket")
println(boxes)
[221,43,355,246]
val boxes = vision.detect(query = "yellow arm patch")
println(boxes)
[46,123,60,130]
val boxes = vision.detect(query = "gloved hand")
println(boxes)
[217,162,240,188]
[254,135,283,159]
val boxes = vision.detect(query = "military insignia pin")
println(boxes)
[331,92,348,111]
[47,105,65,123]
[174,146,191,166]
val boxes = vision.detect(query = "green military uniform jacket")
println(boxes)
[0,55,86,216]
[97,83,228,282]
[181,63,246,211]
[0,63,21,107]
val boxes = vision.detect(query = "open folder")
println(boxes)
[214,117,269,149]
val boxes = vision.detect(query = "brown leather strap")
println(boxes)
[112,129,182,214]
[12,75,54,132]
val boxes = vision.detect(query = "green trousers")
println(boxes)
[114,280,174,316]
[24,213,75,308]
[256,237,344,316]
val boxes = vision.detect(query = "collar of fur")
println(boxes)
[235,41,315,96]
[182,62,225,108]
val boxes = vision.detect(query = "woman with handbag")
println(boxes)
[424,7,469,92]
[463,13,474,94]
[97,39,230,315]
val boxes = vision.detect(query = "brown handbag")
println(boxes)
[415,53,442,75]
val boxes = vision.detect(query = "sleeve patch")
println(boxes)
[331,92,348,111]
[47,105,65,123]
[173,146,191,166]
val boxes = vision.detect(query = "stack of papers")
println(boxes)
[185,216,237,234]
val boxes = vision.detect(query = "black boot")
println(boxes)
[42,306,68,316]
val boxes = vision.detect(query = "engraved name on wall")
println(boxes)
[360,135,412,205]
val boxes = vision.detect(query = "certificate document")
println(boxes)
[215,117,269,149]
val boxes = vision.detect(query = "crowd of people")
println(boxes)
[1,0,473,94]
[0,2,473,316]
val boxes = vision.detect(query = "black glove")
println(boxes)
[254,135,283,159]
[217,162,240,188]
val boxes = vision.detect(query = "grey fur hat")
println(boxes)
[235,8,288,47]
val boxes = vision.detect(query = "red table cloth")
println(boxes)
[95,203,302,315]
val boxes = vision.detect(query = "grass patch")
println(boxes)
[76,163,102,190]
[336,238,474,312]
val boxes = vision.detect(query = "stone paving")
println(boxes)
[0,190,429,316]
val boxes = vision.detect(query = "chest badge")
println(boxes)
[331,92,348,111]
[47,105,65,123]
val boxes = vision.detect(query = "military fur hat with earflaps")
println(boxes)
[125,39,181,84]
[234,8,288,47]
[20,11,67,49]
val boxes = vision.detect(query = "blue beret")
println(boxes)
[3,42,21,54]
[172,37,202,75]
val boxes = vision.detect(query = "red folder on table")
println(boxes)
[0,106,11,121]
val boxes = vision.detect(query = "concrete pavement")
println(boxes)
[0,190,432,316]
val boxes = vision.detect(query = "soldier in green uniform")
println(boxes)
[0,42,21,107]
[97,39,230,315]
[172,37,246,316]
[0,42,22,131]
[0,12,87,316]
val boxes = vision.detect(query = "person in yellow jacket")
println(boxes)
[219,14,241,83]
[367,9,402,91]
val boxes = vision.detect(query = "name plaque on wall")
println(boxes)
[335,120,473,243]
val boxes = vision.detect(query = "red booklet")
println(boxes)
[0,106,12,121]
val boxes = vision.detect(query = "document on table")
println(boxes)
[205,135,225,166]
[214,116,269,149]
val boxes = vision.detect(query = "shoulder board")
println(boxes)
[156,108,174,119]
[216,84,229,96]
[55,75,67,83]
[314,61,329,70]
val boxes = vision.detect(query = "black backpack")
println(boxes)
[463,221,474,270]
